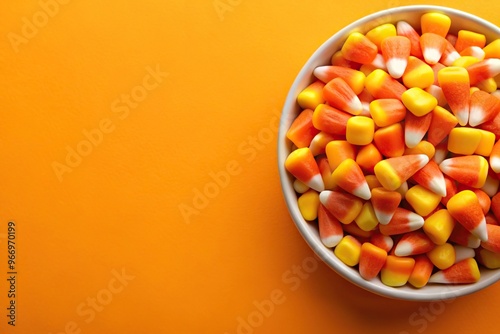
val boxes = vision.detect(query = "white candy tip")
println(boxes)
[490,157,500,173]
[319,191,331,205]
[423,48,442,65]
[428,177,447,197]
[456,109,469,126]
[471,217,488,242]
[394,241,412,257]
[375,211,394,225]
[352,182,371,200]
[428,271,448,284]
[321,235,343,248]
[387,58,407,79]
[307,174,325,192]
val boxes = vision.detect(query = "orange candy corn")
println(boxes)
[365,69,407,100]
[374,154,429,191]
[319,190,363,224]
[379,207,424,235]
[408,255,434,288]
[297,80,326,110]
[466,58,500,86]
[356,143,383,174]
[313,65,366,95]
[373,122,405,157]
[427,105,459,146]
[369,98,407,127]
[325,140,356,170]
[421,12,451,37]
[323,77,363,115]
[312,104,351,135]
[481,224,500,253]
[404,111,432,148]
[381,36,411,79]
[402,56,435,89]
[370,231,394,252]
[454,30,486,53]
[380,255,415,287]
[286,109,320,148]
[411,160,447,197]
[331,159,371,200]
[396,21,423,59]
[428,258,481,284]
[447,190,488,242]
[341,32,378,65]
[439,155,489,188]
[318,204,343,248]
[285,147,324,192]
[420,32,447,65]
[359,242,388,280]
[437,66,471,126]
[468,90,500,127]
[394,230,435,256]
[371,187,402,225]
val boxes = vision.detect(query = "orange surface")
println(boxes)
[1,0,500,333]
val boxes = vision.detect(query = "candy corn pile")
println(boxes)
[285,12,500,288]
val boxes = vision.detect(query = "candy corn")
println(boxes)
[396,21,423,59]
[334,235,362,266]
[323,77,363,115]
[285,14,500,289]
[374,154,429,191]
[313,65,366,95]
[359,242,387,280]
[408,255,434,288]
[285,147,324,192]
[369,98,406,127]
[371,187,401,225]
[420,32,447,65]
[297,81,326,110]
[394,230,435,256]
[380,255,415,287]
[379,208,424,235]
[381,36,411,79]
[373,122,405,157]
[341,32,378,64]
[437,66,470,126]
[428,258,481,284]
[312,104,351,135]
[411,160,447,197]
[319,190,363,224]
[439,155,488,188]
[318,204,343,248]
[447,190,488,242]
[286,109,320,148]
[467,58,500,86]
[404,111,432,148]
[297,189,320,221]
[468,90,500,127]
[331,159,371,200]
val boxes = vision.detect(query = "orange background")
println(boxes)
[1,0,500,333]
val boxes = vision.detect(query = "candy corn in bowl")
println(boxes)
[278,5,500,301]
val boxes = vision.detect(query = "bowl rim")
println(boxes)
[278,4,500,301]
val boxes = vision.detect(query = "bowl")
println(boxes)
[278,5,500,301]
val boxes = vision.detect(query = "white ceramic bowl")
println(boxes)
[278,5,500,301]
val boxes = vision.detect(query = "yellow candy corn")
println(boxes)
[401,87,437,117]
